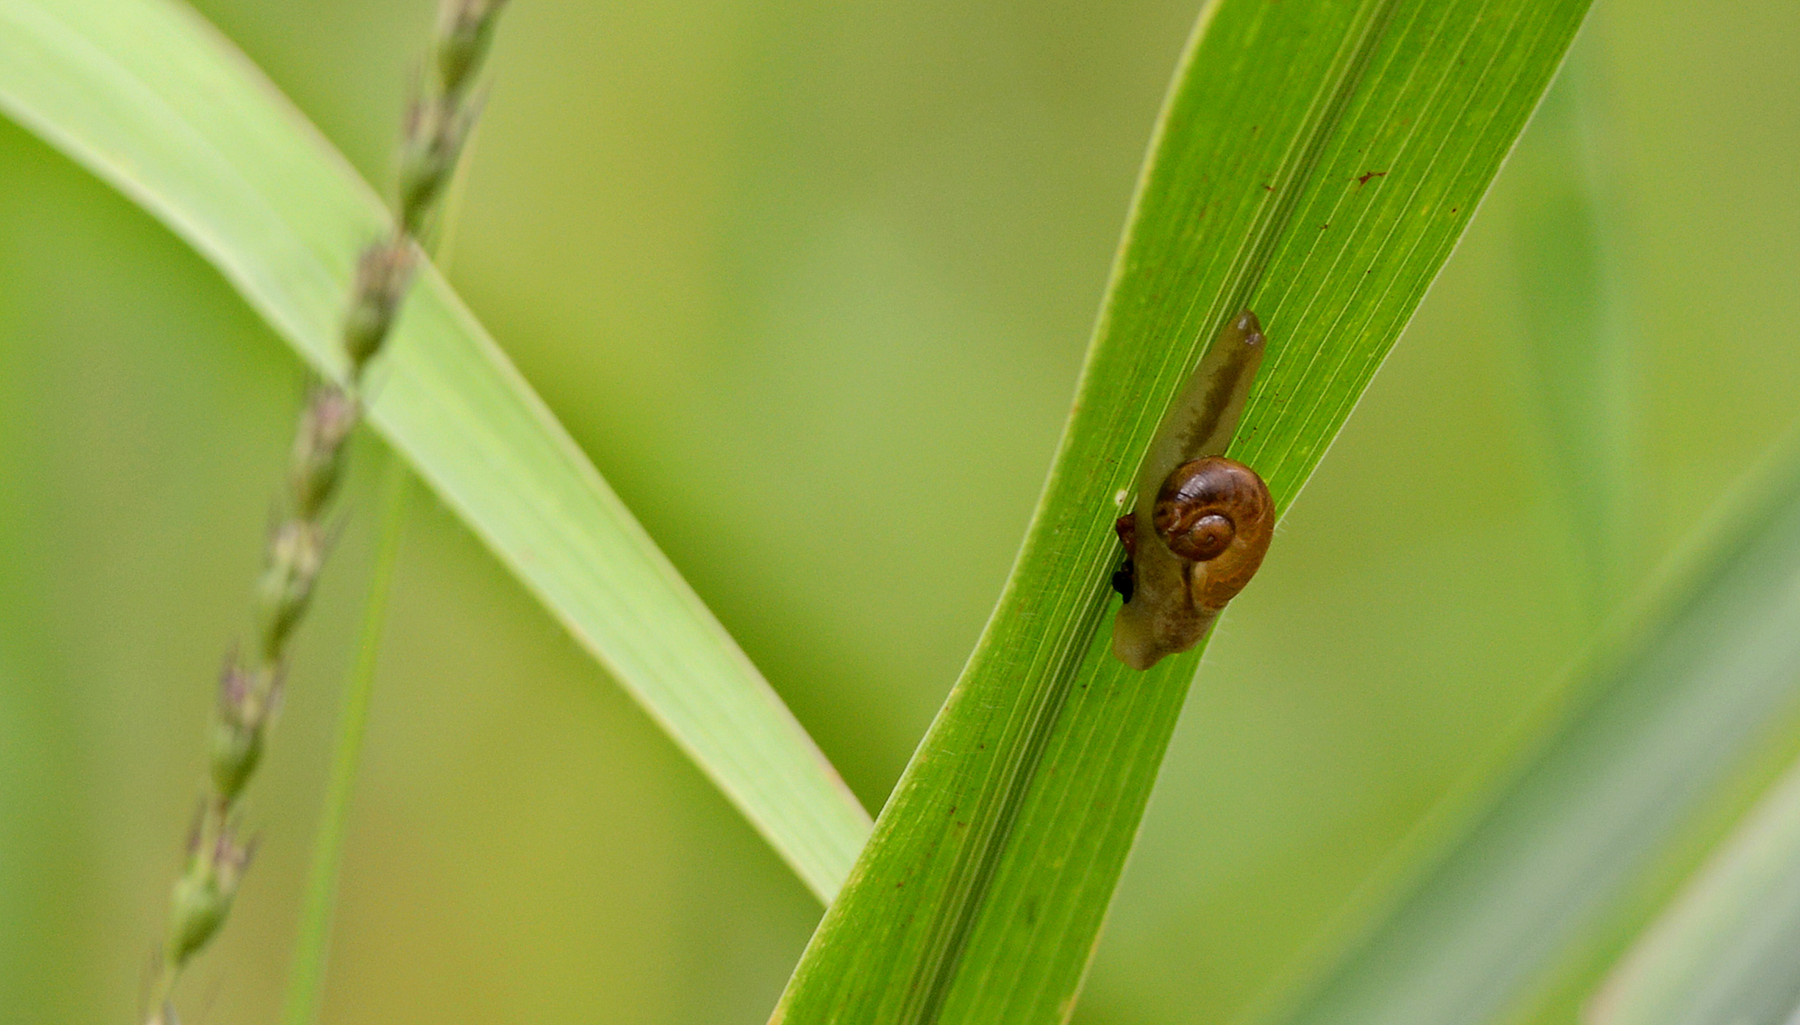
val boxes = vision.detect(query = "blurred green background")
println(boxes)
[2,0,1797,1022]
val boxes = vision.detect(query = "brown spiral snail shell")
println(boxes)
[1151,455,1273,611]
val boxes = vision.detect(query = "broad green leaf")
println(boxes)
[0,0,871,901]
[1257,429,1800,1025]
[1589,745,1800,1025]
[773,1,1590,1022]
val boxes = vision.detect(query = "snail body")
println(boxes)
[1111,310,1273,670]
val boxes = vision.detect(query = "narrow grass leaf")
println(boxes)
[1504,58,1636,608]
[282,456,408,1025]
[0,0,871,901]
[773,1,1590,1022]
[1589,746,1800,1025]
[1258,430,1800,1025]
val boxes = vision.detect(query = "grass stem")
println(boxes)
[280,456,409,1025]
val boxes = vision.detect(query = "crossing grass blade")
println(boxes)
[1588,745,1800,1025]
[1258,429,1800,1025]
[771,1,1592,1021]
[0,0,871,902]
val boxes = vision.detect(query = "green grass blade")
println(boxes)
[282,456,408,1025]
[1258,431,1800,1025]
[772,1,1590,1021]
[1505,64,1636,610]
[1589,746,1800,1025]
[0,0,871,901]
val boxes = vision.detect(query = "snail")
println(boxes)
[1111,310,1273,670]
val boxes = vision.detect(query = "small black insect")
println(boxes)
[1110,559,1135,604]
